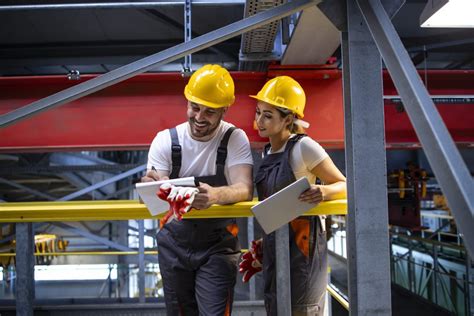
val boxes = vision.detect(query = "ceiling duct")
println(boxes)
[239,0,286,70]
[281,5,339,65]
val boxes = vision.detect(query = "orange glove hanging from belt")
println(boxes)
[239,239,263,283]
[157,183,199,226]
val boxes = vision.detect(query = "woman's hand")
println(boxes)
[299,184,324,205]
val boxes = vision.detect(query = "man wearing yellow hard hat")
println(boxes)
[142,64,253,315]
[239,76,346,315]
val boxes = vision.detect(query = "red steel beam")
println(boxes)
[0,70,473,153]
[382,70,474,148]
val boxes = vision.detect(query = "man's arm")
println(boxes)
[192,164,253,209]
[142,130,172,183]
[141,169,170,182]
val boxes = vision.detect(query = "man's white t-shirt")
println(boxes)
[266,134,329,184]
[148,121,253,183]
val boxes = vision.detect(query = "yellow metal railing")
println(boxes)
[0,251,159,257]
[0,199,349,310]
[0,199,347,222]
[327,284,350,310]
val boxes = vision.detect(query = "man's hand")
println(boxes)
[239,239,263,283]
[192,183,218,210]
[157,184,198,226]
[299,184,323,204]
[167,186,199,220]
[141,168,169,183]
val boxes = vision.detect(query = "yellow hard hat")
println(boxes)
[184,64,235,108]
[250,76,306,118]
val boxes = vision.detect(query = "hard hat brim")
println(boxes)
[185,87,234,108]
[249,95,304,118]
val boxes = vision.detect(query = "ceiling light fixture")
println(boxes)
[420,0,474,28]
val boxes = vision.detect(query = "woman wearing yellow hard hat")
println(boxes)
[239,76,347,315]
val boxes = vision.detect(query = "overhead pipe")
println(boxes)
[0,0,245,11]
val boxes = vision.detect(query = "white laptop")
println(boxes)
[251,176,313,234]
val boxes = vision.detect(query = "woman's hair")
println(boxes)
[276,107,305,134]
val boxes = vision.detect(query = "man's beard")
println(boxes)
[188,116,222,139]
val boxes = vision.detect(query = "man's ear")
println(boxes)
[284,113,293,126]
[221,107,229,116]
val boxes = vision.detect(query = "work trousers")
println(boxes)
[263,216,328,315]
[157,220,241,316]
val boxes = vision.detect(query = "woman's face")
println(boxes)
[255,101,291,138]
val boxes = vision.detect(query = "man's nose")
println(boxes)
[195,110,205,122]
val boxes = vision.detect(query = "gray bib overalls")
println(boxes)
[255,134,327,315]
[157,127,241,316]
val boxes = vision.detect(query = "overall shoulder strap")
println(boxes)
[262,143,271,158]
[285,134,307,158]
[215,127,236,177]
[169,127,181,179]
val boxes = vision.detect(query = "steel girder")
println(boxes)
[51,222,156,262]
[0,177,56,200]
[0,0,246,11]
[1,70,473,152]
[356,0,474,258]
[58,164,146,201]
[0,0,319,129]
[343,1,391,314]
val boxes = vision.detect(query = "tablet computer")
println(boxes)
[251,176,313,234]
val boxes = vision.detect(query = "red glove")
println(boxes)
[239,239,263,283]
[157,184,174,226]
[157,184,198,226]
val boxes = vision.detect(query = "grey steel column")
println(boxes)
[184,0,192,71]
[467,257,473,315]
[247,218,256,300]
[408,249,413,292]
[15,223,35,316]
[342,0,391,315]
[117,221,130,298]
[0,0,318,128]
[138,220,146,303]
[356,0,474,257]
[328,270,333,316]
[275,225,291,314]
[433,245,439,304]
